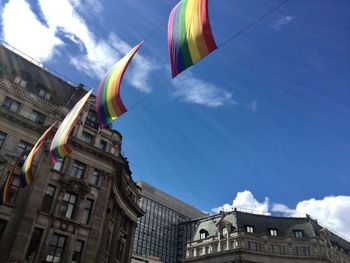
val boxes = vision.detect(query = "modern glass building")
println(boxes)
[133,181,206,263]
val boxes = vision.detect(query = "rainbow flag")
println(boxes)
[168,0,217,78]
[0,152,23,205]
[20,122,56,188]
[50,90,92,164]
[96,42,143,128]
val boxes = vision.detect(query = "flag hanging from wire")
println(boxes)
[168,0,217,78]
[96,41,143,128]
[50,90,92,164]
[0,152,23,205]
[20,122,57,188]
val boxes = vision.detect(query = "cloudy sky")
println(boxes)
[1,0,349,239]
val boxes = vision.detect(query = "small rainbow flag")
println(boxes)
[0,152,23,205]
[50,90,92,164]
[96,42,143,128]
[20,122,56,188]
[168,0,217,78]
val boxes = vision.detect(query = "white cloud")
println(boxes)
[1,0,63,61]
[272,16,293,31]
[212,190,269,214]
[213,191,350,239]
[1,0,154,92]
[172,72,234,108]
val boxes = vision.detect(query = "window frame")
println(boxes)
[46,233,66,263]
[25,227,43,261]
[81,199,94,225]
[245,225,254,233]
[72,239,84,263]
[85,111,99,129]
[269,228,278,236]
[2,97,20,113]
[29,110,46,125]
[15,140,33,160]
[60,192,77,219]
[89,169,100,186]
[293,229,304,238]
[81,131,94,144]
[69,161,86,179]
[41,185,56,213]
[0,130,6,149]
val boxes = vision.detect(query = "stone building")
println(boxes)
[0,43,143,262]
[182,209,350,263]
[133,181,205,263]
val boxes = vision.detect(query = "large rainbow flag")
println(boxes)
[0,152,23,205]
[20,122,56,188]
[168,0,217,78]
[50,90,92,164]
[96,42,143,128]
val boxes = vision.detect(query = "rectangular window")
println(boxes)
[2,97,20,112]
[246,225,254,233]
[0,131,6,149]
[81,132,94,144]
[25,228,43,261]
[269,228,278,236]
[72,240,84,263]
[85,112,99,129]
[296,246,308,255]
[69,161,86,179]
[8,174,21,204]
[29,110,46,124]
[0,219,7,240]
[60,192,77,219]
[294,230,304,238]
[15,140,33,160]
[248,241,258,251]
[89,169,100,186]
[46,233,66,263]
[53,159,63,172]
[99,140,107,151]
[81,199,93,225]
[14,76,27,87]
[38,88,51,101]
[41,185,56,213]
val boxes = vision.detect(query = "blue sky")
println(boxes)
[1,0,350,237]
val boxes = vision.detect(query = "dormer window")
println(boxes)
[38,88,51,101]
[245,225,254,233]
[269,228,278,236]
[14,76,27,88]
[199,229,209,239]
[293,230,304,238]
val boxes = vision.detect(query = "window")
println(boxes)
[29,110,46,124]
[199,229,209,239]
[38,88,51,101]
[0,219,7,240]
[15,140,33,160]
[41,185,56,213]
[46,233,66,263]
[294,230,304,238]
[72,240,84,263]
[60,192,77,219]
[25,228,43,261]
[81,199,93,225]
[99,140,107,151]
[85,112,99,129]
[69,161,86,179]
[53,159,63,172]
[81,132,94,144]
[269,228,278,236]
[2,97,20,112]
[272,244,282,254]
[0,130,6,149]
[7,174,21,204]
[14,76,27,87]
[246,225,254,233]
[90,169,100,186]
[248,241,258,251]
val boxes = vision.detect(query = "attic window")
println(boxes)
[269,228,278,236]
[245,225,254,233]
[38,88,51,101]
[14,76,27,88]
[293,230,304,238]
[199,229,209,239]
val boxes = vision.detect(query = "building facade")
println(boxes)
[182,209,350,263]
[0,43,143,262]
[133,181,206,263]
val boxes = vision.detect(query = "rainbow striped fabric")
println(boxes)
[1,152,23,205]
[168,0,217,78]
[50,90,92,164]
[20,122,56,188]
[96,42,143,128]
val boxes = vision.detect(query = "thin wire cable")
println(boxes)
[218,0,289,48]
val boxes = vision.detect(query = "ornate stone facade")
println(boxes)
[0,43,143,262]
